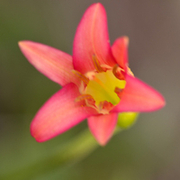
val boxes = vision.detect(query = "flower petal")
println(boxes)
[112,75,165,112]
[73,3,115,74]
[31,83,98,142]
[88,113,118,146]
[112,36,129,71]
[19,41,78,86]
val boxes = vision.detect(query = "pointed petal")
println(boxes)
[31,83,97,142]
[19,41,78,86]
[73,3,115,74]
[112,75,165,112]
[88,113,118,146]
[112,36,129,71]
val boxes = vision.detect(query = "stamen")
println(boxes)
[75,94,94,102]
[92,55,104,72]
[128,68,134,76]
[72,70,89,84]
[112,64,125,80]
[114,87,124,98]
[114,87,123,93]
[99,101,104,111]
[112,64,119,75]
[102,101,114,112]
[98,101,114,114]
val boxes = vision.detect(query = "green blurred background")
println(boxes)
[0,0,178,179]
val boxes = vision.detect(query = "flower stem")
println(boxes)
[0,129,98,180]
[1,128,121,180]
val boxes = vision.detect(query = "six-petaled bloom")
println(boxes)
[18,3,165,145]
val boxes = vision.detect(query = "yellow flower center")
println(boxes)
[85,70,125,107]
[73,56,127,114]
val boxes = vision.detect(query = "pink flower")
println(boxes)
[19,3,165,145]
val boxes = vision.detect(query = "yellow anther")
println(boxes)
[128,68,134,76]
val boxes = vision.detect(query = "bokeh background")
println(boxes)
[0,0,179,179]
